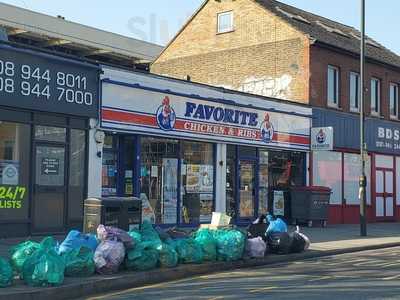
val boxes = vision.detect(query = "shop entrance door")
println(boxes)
[33,144,66,233]
[375,168,395,220]
[238,160,256,221]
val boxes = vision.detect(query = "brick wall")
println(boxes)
[310,45,400,121]
[152,0,310,103]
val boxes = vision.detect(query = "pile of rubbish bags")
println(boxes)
[0,214,310,288]
[246,215,310,258]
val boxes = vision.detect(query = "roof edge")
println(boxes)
[151,0,209,66]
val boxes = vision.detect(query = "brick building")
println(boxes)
[152,0,400,224]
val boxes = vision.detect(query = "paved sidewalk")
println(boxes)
[0,223,399,300]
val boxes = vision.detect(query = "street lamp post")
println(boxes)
[359,0,367,237]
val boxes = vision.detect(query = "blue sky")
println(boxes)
[1,0,398,54]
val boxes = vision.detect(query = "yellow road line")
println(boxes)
[208,296,225,300]
[308,276,333,282]
[249,286,278,293]
[382,274,400,281]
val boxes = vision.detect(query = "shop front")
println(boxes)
[0,42,99,237]
[94,69,311,226]
[313,108,400,224]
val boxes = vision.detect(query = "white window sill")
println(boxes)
[390,115,399,121]
[217,28,235,35]
[350,108,360,113]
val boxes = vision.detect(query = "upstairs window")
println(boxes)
[390,83,399,119]
[327,65,339,107]
[371,78,381,116]
[217,11,234,34]
[350,72,360,112]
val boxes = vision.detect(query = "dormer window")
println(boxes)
[217,11,234,34]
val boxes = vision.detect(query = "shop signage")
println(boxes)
[0,185,26,209]
[0,44,99,118]
[101,82,310,151]
[41,158,60,175]
[311,127,333,151]
[373,126,400,151]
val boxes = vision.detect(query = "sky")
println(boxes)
[1,0,399,54]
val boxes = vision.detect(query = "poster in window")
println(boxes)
[0,162,19,185]
[273,190,285,216]
[186,164,201,193]
[200,193,213,222]
[162,158,178,224]
[200,165,213,193]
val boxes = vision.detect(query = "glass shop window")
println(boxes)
[0,121,31,220]
[181,141,214,224]
[313,151,342,205]
[268,151,305,188]
[258,150,269,215]
[102,134,118,196]
[68,129,87,220]
[123,137,135,197]
[140,137,179,224]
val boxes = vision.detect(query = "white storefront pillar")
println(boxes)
[306,152,310,186]
[87,118,103,198]
[215,143,227,213]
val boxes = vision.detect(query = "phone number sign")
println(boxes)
[0,44,99,118]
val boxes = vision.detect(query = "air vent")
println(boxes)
[275,6,311,24]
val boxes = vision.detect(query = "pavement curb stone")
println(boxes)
[2,241,400,300]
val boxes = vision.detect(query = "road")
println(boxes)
[87,247,400,300]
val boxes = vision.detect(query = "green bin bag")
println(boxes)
[140,221,162,246]
[62,247,95,277]
[213,229,245,261]
[128,230,142,245]
[158,243,178,268]
[171,238,203,264]
[194,229,217,261]
[0,258,12,288]
[10,241,40,274]
[22,237,65,287]
[125,241,159,271]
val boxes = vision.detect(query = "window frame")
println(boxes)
[217,11,234,34]
[371,77,381,116]
[389,82,399,119]
[349,71,360,112]
[327,65,340,108]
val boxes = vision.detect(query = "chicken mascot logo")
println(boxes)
[260,113,274,143]
[316,128,326,144]
[156,96,176,131]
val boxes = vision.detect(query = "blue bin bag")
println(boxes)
[266,215,288,234]
[58,230,98,255]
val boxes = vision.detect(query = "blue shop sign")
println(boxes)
[313,108,400,155]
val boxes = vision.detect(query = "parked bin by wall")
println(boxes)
[290,186,331,227]
[83,197,142,234]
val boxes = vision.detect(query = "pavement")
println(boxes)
[0,223,400,300]
[89,247,400,300]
